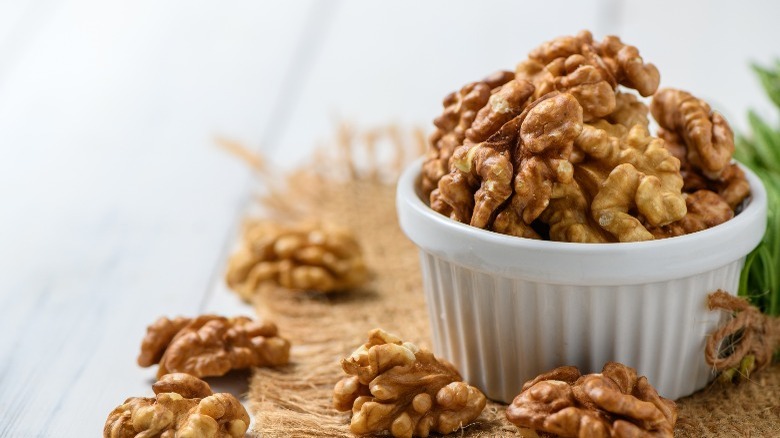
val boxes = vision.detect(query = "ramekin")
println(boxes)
[396,157,767,402]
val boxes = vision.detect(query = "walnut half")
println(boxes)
[104,373,250,438]
[226,220,368,299]
[138,315,291,378]
[506,362,677,438]
[333,329,486,438]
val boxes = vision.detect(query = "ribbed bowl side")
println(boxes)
[419,250,743,403]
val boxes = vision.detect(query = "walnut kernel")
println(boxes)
[334,329,486,438]
[422,31,747,243]
[138,315,291,378]
[226,220,368,298]
[506,362,677,438]
[104,373,249,438]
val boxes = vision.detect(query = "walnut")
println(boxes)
[539,179,610,243]
[520,46,616,122]
[527,30,595,64]
[421,71,515,196]
[104,373,250,438]
[608,91,649,128]
[226,220,368,298]
[651,88,734,179]
[432,118,517,227]
[506,362,677,438]
[424,31,745,242]
[466,79,535,143]
[520,31,658,122]
[333,329,486,438]
[493,92,584,238]
[594,35,660,97]
[658,128,750,212]
[574,122,686,242]
[646,189,734,238]
[716,163,751,210]
[138,315,291,378]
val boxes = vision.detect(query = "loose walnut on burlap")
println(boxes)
[138,315,290,378]
[104,373,250,438]
[333,329,486,438]
[225,220,368,299]
[506,362,677,438]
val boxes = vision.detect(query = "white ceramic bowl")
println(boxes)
[397,157,767,402]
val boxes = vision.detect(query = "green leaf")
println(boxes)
[747,110,780,168]
[738,60,780,316]
[752,63,780,110]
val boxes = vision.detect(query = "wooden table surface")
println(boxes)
[1,1,777,436]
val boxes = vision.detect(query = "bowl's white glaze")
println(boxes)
[397,157,767,402]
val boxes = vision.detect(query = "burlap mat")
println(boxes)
[233,127,780,437]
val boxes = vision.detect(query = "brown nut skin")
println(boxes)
[424,31,742,243]
[333,329,486,438]
[432,113,521,228]
[574,122,686,242]
[138,315,291,379]
[421,71,515,196]
[226,220,368,298]
[657,128,750,212]
[651,88,734,179]
[137,316,191,368]
[104,374,250,438]
[493,92,584,238]
[521,31,660,122]
[466,79,535,143]
[595,35,660,97]
[646,189,734,238]
[506,362,677,438]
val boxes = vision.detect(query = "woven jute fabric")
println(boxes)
[238,130,780,437]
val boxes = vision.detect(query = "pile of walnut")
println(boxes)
[226,220,369,298]
[333,329,487,438]
[138,315,291,378]
[423,30,750,242]
[506,362,677,438]
[104,373,250,438]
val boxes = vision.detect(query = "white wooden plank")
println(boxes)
[0,0,316,435]
[267,0,604,165]
[0,0,61,80]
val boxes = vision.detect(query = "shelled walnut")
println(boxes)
[422,31,749,242]
[138,315,290,378]
[226,220,368,298]
[506,362,677,438]
[421,70,516,197]
[104,373,250,438]
[333,329,486,438]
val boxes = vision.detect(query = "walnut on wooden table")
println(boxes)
[138,315,291,378]
[104,373,249,438]
[333,329,486,438]
[506,362,677,438]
